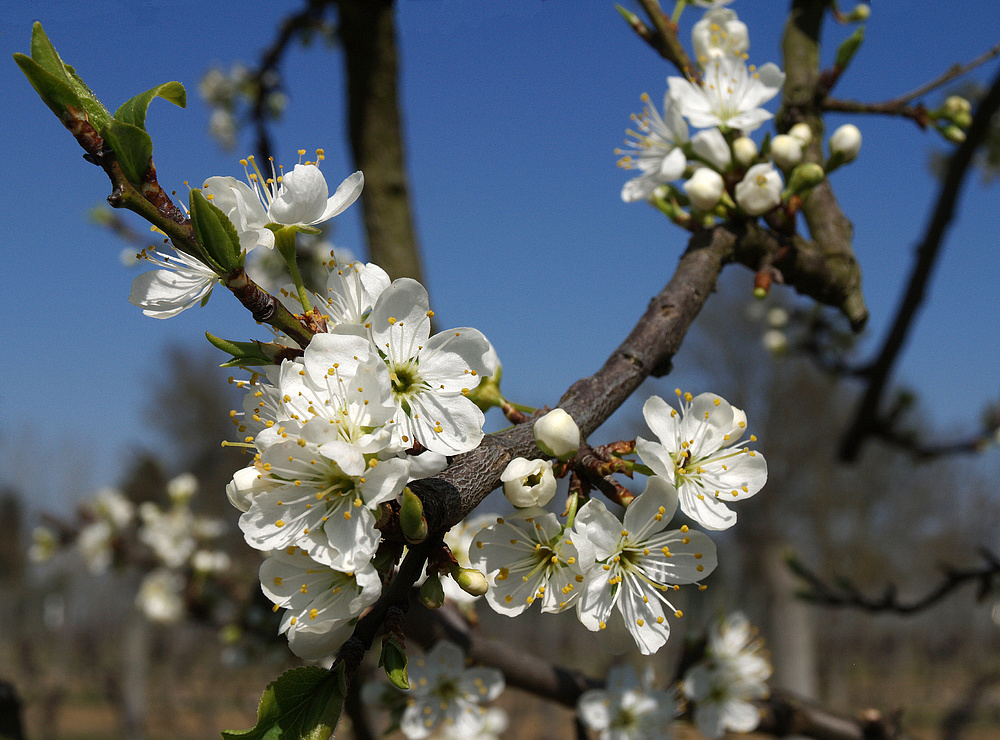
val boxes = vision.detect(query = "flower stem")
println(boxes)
[273,226,313,311]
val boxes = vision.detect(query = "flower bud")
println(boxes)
[167,473,198,504]
[419,573,445,609]
[784,162,826,198]
[380,637,410,690]
[399,487,429,544]
[452,566,489,597]
[788,123,813,147]
[829,124,862,162]
[845,3,871,22]
[684,168,725,211]
[732,136,758,167]
[735,162,783,216]
[501,458,557,508]
[533,408,581,459]
[943,95,972,118]
[941,124,967,143]
[769,134,803,170]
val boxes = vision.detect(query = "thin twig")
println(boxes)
[787,548,1000,613]
[891,42,1000,106]
[839,65,1000,461]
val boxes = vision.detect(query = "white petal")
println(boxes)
[317,170,364,222]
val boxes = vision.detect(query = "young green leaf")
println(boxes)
[114,81,186,130]
[221,664,347,740]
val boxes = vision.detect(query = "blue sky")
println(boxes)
[3,1,999,511]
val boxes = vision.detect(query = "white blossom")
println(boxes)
[617,93,690,202]
[368,278,497,455]
[500,457,557,508]
[682,612,772,739]
[471,508,594,616]
[137,569,185,623]
[578,664,678,740]
[129,246,220,319]
[259,546,381,660]
[668,54,785,133]
[734,162,783,216]
[399,642,505,740]
[574,477,717,654]
[635,391,767,531]
[692,8,749,64]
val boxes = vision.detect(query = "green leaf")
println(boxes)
[190,188,242,271]
[222,664,347,740]
[101,119,153,184]
[379,638,410,690]
[206,333,297,367]
[13,54,82,120]
[114,81,186,130]
[28,22,71,80]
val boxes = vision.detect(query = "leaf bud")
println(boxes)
[418,573,445,610]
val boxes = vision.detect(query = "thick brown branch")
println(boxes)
[839,65,1000,461]
[336,0,425,283]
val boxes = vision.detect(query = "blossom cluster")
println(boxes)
[474,391,765,656]
[224,262,497,656]
[30,473,231,624]
[363,641,506,740]
[617,2,863,223]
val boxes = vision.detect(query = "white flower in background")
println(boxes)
[129,246,220,319]
[616,93,690,202]
[732,135,758,166]
[635,391,767,531]
[692,0,736,6]
[669,55,785,133]
[574,477,717,655]
[577,664,678,740]
[769,134,803,170]
[259,546,381,660]
[77,520,114,574]
[433,706,508,740]
[690,128,732,172]
[192,549,231,573]
[471,508,594,616]
[761,329,788,354]
[788,122,813,147]
[500,457,557,508]
[399,641,505,740]
[368,278,497,455]
[766,306,790,328]
[533,408,581,459]
[734,162,783,215]
[684,168,725,211]
[829,123,862,162]
[682,612,771,739]
[138,502,197,569]
[90,487,134,529]
[29,526,57,564]
[137,569,185,623]
[692,7,749,64]
[167,472,198,504]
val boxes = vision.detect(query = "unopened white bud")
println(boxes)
[943,95,972,117]
[788,123,813,147]
[533,408,581,459]
[769,134,803,170]
[501,458,557,508]
[941,125,966,143]
[733,136,758,167]
[735,162,783,216]
[845,3,871,22]
[691,128,732,171]
[454,567,490,597]
[829,124,862,162]
[683,168,725,211]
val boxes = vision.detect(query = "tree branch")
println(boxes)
[839,65,1000,461]
[787,548,1000,613]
